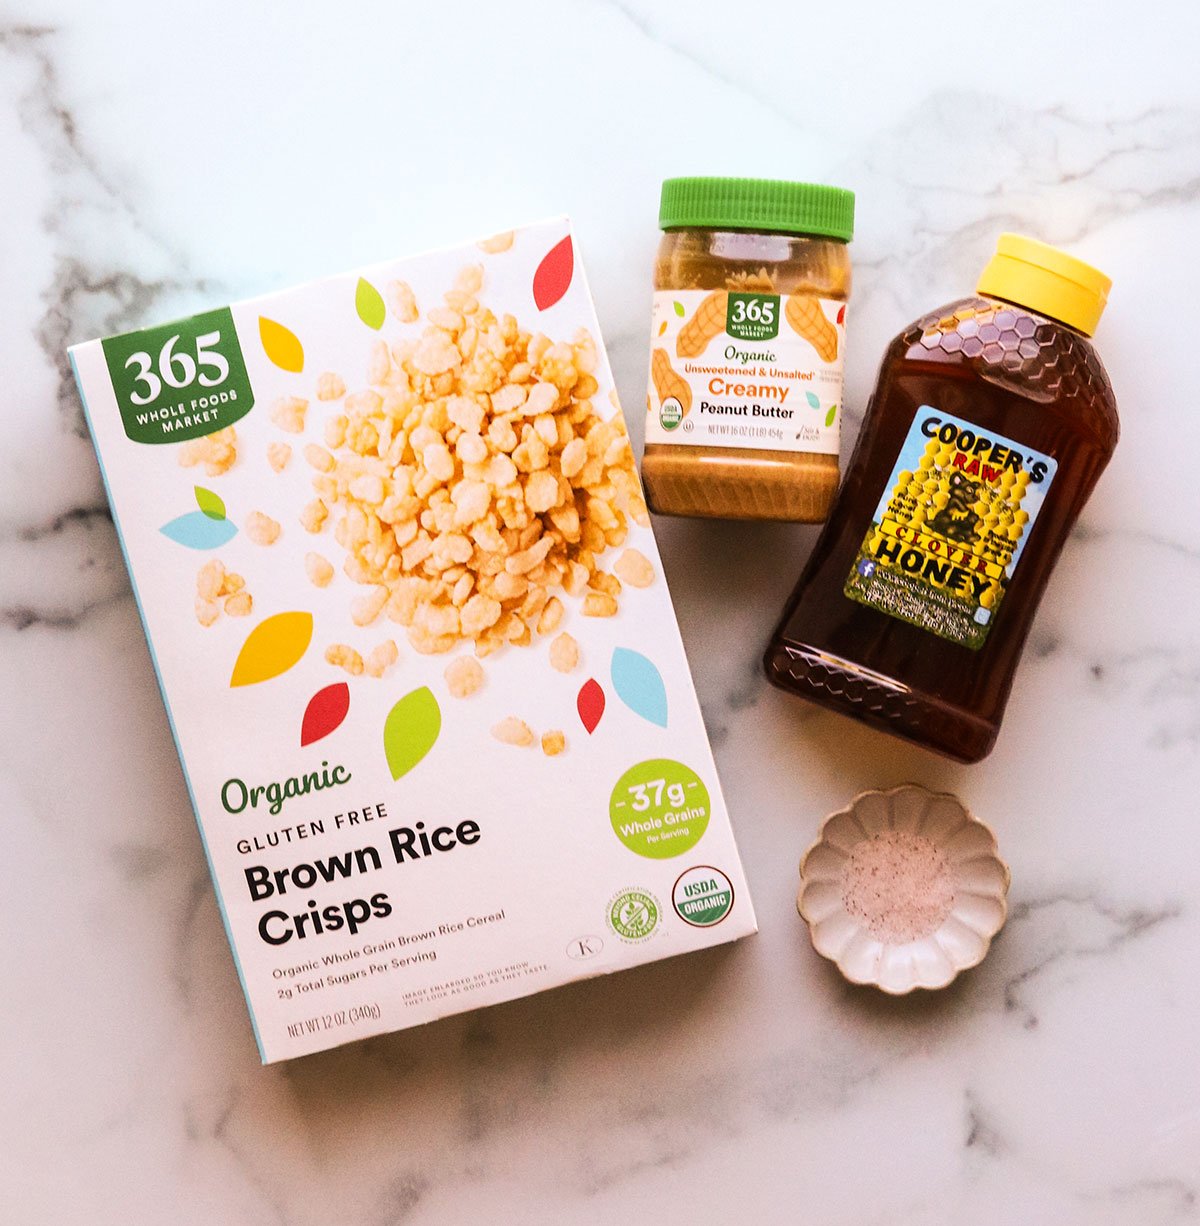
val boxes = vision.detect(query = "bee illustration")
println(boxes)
[926,470,982,543]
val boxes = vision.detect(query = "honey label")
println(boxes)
[844,407,1057,649]
[645,289,845,455]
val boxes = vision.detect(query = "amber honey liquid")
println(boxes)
[765,295,1119,762]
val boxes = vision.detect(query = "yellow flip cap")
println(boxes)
[976,234,1111,336]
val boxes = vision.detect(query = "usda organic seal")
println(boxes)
[672,866,734,927]
[659,396,684,430]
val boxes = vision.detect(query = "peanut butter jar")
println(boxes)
[642,176,854,521]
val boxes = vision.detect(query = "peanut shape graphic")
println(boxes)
[785,294,839,362]
[676,290,728,358]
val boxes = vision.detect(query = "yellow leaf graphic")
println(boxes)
[230,611,313,687]
[258,316,304,373]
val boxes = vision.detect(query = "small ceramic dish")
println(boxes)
[798,784,1010,994]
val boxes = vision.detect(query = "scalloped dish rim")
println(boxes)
[797,783,1011,995]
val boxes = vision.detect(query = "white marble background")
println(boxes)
[3,2,1199,1222]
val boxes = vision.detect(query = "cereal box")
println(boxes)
[70,219,756,1062]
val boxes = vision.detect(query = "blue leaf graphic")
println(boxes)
[160,511,238,550]
[611,647,668,728]
[805,391,821,409]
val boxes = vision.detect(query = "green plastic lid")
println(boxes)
[659,176,855,241]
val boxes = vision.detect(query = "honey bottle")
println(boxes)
[764,235,1118,762]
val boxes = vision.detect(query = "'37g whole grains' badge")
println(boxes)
[609,759,711,859]
[100,307,254,444]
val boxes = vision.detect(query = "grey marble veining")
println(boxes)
[3,2,1199,1223]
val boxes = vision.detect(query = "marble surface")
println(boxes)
[4,2,1199,1222]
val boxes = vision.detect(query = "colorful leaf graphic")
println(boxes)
[825,404,838,428]
[611,647,667,728]
[805,391,821,410]
[577,678,605,734]
[673,301,685,317]
[658,320,668,336]
[532,235,573,310]
[160,511,237,550]
[259,316,304,372]
[301,682,350,747]
[836,304,846,326]
[383,686,441,779]
[230,612,313,688]
[355,277,386,330]
[194,485,226,520]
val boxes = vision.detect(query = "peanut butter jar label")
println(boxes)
[645,290,845,455]
[844,407,1057,649]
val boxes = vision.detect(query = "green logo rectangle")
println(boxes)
[725,292,780,341]
[102,307,253,444]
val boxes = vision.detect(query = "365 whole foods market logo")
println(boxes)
[102,307,253,443]
[725,292,780,341]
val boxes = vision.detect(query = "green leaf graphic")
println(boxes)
[383,686,441,779]
[825,404,838,427]
[355,277,386,331]
[805,391,821,410]
[194,485,226,520]
[673,301,685,317]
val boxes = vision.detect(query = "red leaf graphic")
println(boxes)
[577,677,605,734]
[533,236,573,310]
[301,682,350,747]
[836,304,846,326]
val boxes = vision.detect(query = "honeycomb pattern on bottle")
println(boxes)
[912,302,1113,404]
